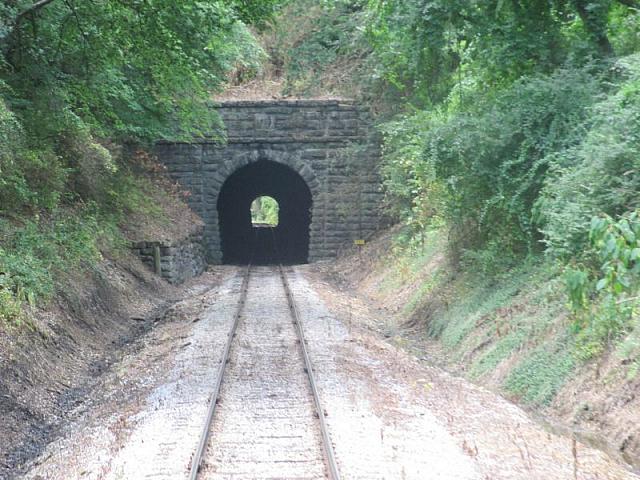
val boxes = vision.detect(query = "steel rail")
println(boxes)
[189,226,340,479]
[188,265,251,480]
[276,264,342,480]
[269,226,341,480]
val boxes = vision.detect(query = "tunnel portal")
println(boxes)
[217,160,312,265]
[156,100,383,264]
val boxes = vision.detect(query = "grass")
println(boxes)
[432,262,578,405]
[504,339,576,405]
[368,228,604,406]
[379,229,444,294]
[402,270,442,316]
[469,329,528,379]
[0,212,112,325]
[430,276,525,348]
[617,315,640,380]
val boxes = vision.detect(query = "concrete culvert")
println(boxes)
[217,160,312,265]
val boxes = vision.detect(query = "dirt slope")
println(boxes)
[0,167,204,478]
[319,226,640,473]
[0,253,178,477]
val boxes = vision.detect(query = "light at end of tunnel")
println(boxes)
[251,196,279,227]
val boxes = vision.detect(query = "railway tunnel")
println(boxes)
[155,100,383,268]
[217,160,312,265]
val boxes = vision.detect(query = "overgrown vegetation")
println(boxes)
[268,0,640,405]
[0,1,283,324]
[261,0,371,98]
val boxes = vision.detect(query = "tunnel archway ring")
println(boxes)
[208,151,321,197]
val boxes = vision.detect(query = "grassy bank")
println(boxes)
[333,226,640,465]
[0,146,190,327]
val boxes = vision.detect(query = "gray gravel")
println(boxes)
[199,267,326,479]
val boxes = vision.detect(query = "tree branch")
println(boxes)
[63,0,91,74]
[2,0,57,62]
[615,0,640,9]
[572,0,615,57]
[15,0,58,23]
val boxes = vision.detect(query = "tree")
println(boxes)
[0,0,283,143]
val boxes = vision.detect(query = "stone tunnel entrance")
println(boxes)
[156,100,383,264]
[217,160,312,265]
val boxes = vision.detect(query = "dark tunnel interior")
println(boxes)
[217,160,312,265]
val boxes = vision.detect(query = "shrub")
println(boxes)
[0,213,107,325]
[536,54,640,258]
[380,67,601,271]
[379,110,447,234]
[265,0,370,96]
[566,211,640,359]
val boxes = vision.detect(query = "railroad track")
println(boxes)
[188,238,340,479]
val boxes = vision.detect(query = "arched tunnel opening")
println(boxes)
[217,160,312,265]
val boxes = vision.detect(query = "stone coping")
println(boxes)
[215,99,357,107]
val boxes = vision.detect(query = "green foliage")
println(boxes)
[2,1,281,142]
[364,0,606,106]
[251,196,279,226]
[277,0,637,104]
[272,0,640,272]
[564,266,591,312]
[229,0,286,27]
[376,227,444,297]
[271,0,640,407]
[504,341,576,405]
[380,111,446,234]
[0,213,104,325]
[275,0,640,275]
[0,98,68,213]
[0,1,283,325]
[0,0,281,214]
[609,4,640,55]
[266,0,369,96]
[381,67,601,271]
[223,22,269,84]
[536,54,640,257]
[0,286,22,325]
[565,211,640,359]
[590,212,640,296]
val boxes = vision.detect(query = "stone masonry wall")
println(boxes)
[133,226,206,284]
[155,100,383,263]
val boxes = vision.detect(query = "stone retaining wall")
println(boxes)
[132,227,206,284]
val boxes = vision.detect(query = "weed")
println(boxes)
[0,212,110,326]
[504,340,576,406]
[470,329,527,379]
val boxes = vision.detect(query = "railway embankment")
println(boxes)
[321,226,640,472]
[0,179,208,478]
